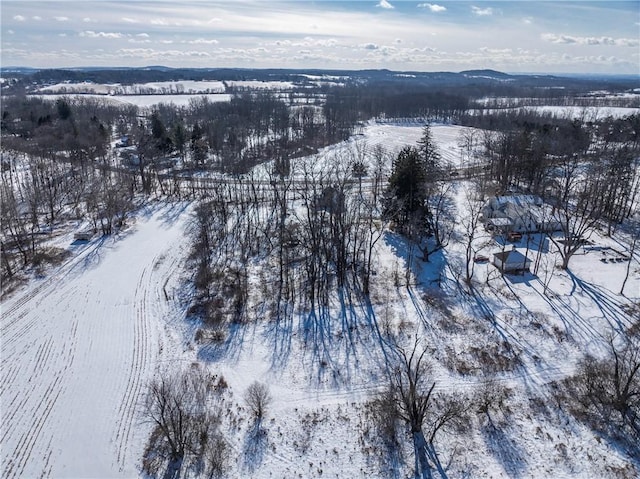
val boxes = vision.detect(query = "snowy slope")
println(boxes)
[1,123,638,478]
[1,203,191,478]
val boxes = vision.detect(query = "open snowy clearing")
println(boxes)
[31,93,233,108]
[470,105,639,120]
[36,80,226,95]
[1,202,192,478]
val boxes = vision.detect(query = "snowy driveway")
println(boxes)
[1,203,190,478]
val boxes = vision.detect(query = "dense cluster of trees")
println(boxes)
[1,97,134,279]
[188,144,390,338]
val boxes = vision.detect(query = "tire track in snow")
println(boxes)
[114,262,152,469]
[2,328,75,479]
[0,242,96,337]
[2,205,191,478]
[113,250,184,469]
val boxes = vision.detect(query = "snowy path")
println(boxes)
[1,203,190,478]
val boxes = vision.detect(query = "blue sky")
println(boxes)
[2,1,639,74]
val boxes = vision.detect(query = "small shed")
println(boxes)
[493,249,532,274]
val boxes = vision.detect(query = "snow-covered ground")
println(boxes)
[1,123,638,478]
[470,105,639,120]
[35,80,225,95]
[30,93,232,108]
[225,80,295,90]
[1,202,192,478]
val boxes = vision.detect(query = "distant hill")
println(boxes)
[2,66,638,94]
[460,69,516,79]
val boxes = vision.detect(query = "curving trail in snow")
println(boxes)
[1,203,190,478]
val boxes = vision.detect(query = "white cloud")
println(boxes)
[616,38,640,47]
[7,30,15,35]
[150,19,168,25]
[122,17,139,24]
[116,48,211,59]
[83,17,95,23]
[187,38,219,44]
[377,0,394,10]
[54,16,69,22]
[13,15,26,21]
[542,33,639,47]
[479,47,513,54]
[32,16,42,21]
[522,17,533,25]
[361,43,379,50]
[471,6,493,16]
[136,33,150,38]
[418,3,446,13]
[80,31,124,39]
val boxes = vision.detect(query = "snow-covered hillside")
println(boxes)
[1,123,638,478]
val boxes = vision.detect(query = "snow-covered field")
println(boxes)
[470,105,639,120]
[1,123,638,478]
[30,93,232,108]
[225,80,295,90]
[36,80,225,95]
[1,202,192,478]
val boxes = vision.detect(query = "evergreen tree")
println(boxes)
[384,146,427,231]
[417,124,442,178]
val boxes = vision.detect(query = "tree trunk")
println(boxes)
[412,430,433,479]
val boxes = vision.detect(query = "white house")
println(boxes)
[482,195,560,234]
[492,249,532,274]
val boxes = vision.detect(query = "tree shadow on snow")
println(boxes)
[157,201,192,227]
[300,306,341,386]
[264,304,294,371]
[530,271,627,345]
[242,422,268,474]
[383,231,448,288]
[565,270,634,333]
[296,279,390,387]
[162,459,184,479]
[481,421,528,479]
[502,271,537,286]
[197,322,247,363]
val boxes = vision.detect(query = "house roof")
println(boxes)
[486,195,555,227]
[488,217,512,226]
[492,195,543,207]
[493,249,531,264]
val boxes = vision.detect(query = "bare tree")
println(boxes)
[384,338,469,479]
[141,368,226,478]
[560,333,640,459]
[459,186,487,285]
[245,381,272,423]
